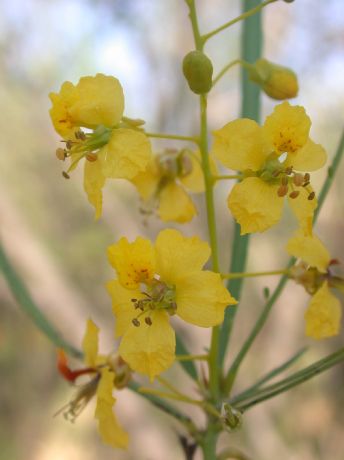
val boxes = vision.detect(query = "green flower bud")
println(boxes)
[182,50,213,95]
[248,58,299,100]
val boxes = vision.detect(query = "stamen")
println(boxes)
[304,173,310,182]
[308,191,315,200]
[86,153,97,162]
[293,173,304,186]
[289,190,300,199]
[277,184,288,197]
[62,171,70,179]
[56,148,66,161]
[285,166,293,175]
[132,318,140,327]
[281,176,288,186]
[145,317,153,326]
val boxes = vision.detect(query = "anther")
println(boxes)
[86,153,97,162]
[308,191,315,200]
[56,148,66,161]
[289,190,300,199]
[75,131,86,141]
[144,317,153,326]
[132,318,140,327]
[281,176,288,186]
[131,298,137,302]
[285,166,293,175]
[304,173,310,182]
[62,171,70,179]
[277,184,288,197]
[65,140,73,150]
[293,174,304,186]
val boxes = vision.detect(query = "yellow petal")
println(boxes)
[119,311,175,381]
[212,119,269,171]
[286,230,330,272]
[69,74,124,129]
[108,237,156,289]
[95,368,129,449]
[228,178,283,234]
[305,282,341,339]
[284,139,327,172]
[131,158,160,200]
[176,271,236,327]
[158,182,197,223]
[84,157,106,220]
[263,102,311,154]
[155,229,210,284]
[49,81,79,139]
[100,128,152,180]
[107,280,142,337]
[288,186,317,236]
[179,150,217,193]
[82,319,99,367]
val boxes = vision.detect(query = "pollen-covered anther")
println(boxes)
[75,130,86,141]
[289,190,300,199]
[285,166,293,175]
[86,153,98,162]
[277,184,288,197]
[308,191,315,200]
[132,318,140,327]
[145,316,153,326]
[62,171,70,179]
[56,148,67,161]
[293,173,304,186]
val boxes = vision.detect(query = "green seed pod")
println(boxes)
[182,50,213,95]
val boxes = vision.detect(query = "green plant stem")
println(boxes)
[221,269,289,280]
[212,59,249,88]
[202,0,277,43]
[0,241,83,359]
[224,127,344,395]
[229,347,307,405]
[145,131,199,144]
[186,0,221,404]
[176,334,198,380]
[218,0,263,371]
[235,347,344,412]
[212,174,243,182]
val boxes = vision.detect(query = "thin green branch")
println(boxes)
[202,0,277,43]
[229,347,307,405]
[145,132,199,144]
[236,347,344,412]
[0,241,83,359]
[223,127,344,394]
[176,334,199,380]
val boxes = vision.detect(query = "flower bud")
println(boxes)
[221,403,243,432]
[248,58,298,100]
[182,51,213,94]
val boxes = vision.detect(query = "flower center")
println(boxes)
[130,277,176,327]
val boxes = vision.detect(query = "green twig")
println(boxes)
[0,241,83,359]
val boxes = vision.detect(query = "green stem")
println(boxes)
[145,132,199,144]
[212,59,247,88]
[202,0,277,43]
[0,241,82,359]
[200,429,219,460]
[212,174,243,182]
[221,269,289,280]
[223,127,344,395]
[218,0,263,371]
[229,347,307,405]
[236,347,344,411]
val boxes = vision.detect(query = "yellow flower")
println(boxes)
[287,231,342,339]
[49,74,152,218]
[132,149,209,223]
[57,319,129,449]
[211,102,327,234]
[107,229,236,380]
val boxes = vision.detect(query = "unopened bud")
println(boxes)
[221,403,243,432]
[248,58,298,100]
[182,50,213,94]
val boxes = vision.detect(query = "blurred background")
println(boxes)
[1,0,344,459]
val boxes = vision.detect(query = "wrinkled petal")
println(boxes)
[284,139,327,172]
[179,151,217,193]
[305,282,341,339]
[286,230,330,272]
[108,237,156,289]
[119,311,175,381]
[263,102,311,154]
[82,319,99,367]
[155,229,210,284]
[158,182,197,223]
[49,81,79,139]
[176,271,236,327]
[211,119,269,171]
[100,128,152,180]
[288,186,317,236]
[69,74,124,129]
[228,178,283,234]
[107,280,142,337]
[84,157,106,220]
[95,368,129,449]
